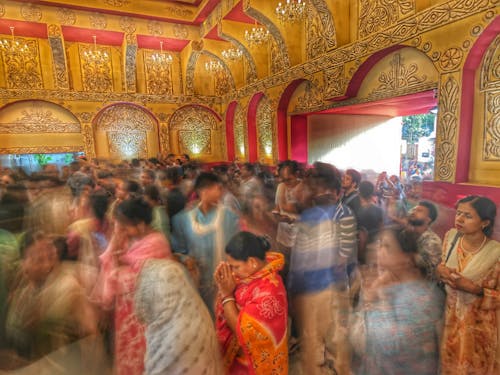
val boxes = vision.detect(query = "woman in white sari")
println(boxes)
[437,195,500,375]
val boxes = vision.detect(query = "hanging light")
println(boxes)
[0,27,29,54]
[83,35,109,62]
[221,48,243,61]
[244,23,270,46]
[276,0,307,24]
[205,59,223,72]
[151,41,173,64]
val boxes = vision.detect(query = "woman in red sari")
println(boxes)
[214,231,288,374]
[93,197,171,375]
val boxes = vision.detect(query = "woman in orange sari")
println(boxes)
[214,231,288,375]
[437,195,500,375]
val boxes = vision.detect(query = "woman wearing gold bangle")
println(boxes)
[437,195,500,375]
[214,231,288,375]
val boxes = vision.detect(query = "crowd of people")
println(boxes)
[0,154,498,375]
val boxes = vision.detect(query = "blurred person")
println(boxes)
[214,232,288,374]
[436,195,500,375]
[143,185,170,240]
[406,200,443,283]
[171,172,239,314]
[158,167,186,223]
[0,183,29,234]
[139,168,156,188]
[238,162,264,212]
[108,178,142,219]
[340,168,362,216]
[288,162,357,375]
[135,257,222,374]
[92,197,171,375]
[356,181,384,264]
[5,231,99,365]
[95,169,116,197]
[213,165,241,215]
[352,228,443,375]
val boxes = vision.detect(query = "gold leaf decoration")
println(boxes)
[179,129,211,154]
[108,131,147,159]
[21,3,42,22]
[1,39,43,89]
[79,44,113,92]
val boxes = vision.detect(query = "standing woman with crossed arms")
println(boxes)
[437,195,500,375]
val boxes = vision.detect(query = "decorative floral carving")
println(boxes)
[108,131,147,159]
[484,92,500,160]
[234,104,247,159]
[0,3,5,17]
[120,17,136,34]
[480,35,500,91]
[165,6,193,17]
[256,96,274,161]
[169,106,219,155]
[185,52,199,95]
[96,104,156,132]
[294,81,324,112]
[191,40,204,51]
[371,53,427,95]
[48,33,69,90]
[125,44,137,92]
[1,39,43,89]
[436,75,459,181]
[89,13,107,30]
[0,146,83,155]
[323,65,348,99]
[75,112,94,123]
[307,0,336,59]
[173,24,188,39]
[215,70,231,97]
[82,123,96,159]
[104,0,130,6]
[359,0,415,38]
[48,24,61,37]
[79,44,113,92]
[0,105,80,134]
[21,3,42,21]
[439,47,463,71]
[56,7,76,25]
[143,50,173,95]
[159,122,170,153]
[147,20,163,36]
[179,130,211,154]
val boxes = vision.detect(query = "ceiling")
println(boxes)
[2,0,258,52]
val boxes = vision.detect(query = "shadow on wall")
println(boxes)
[422,181,500,241]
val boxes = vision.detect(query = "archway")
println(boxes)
[93,103,159,160]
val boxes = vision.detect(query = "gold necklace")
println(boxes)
[460,235,487,254]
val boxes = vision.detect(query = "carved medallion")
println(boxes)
[90,13,107,30]
[21,3,42,22]
[56,7,76,25]
[173,24,188,39]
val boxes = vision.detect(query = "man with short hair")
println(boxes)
[139,168,156,188]
[340,168,362,217]
[406,200,442,282]
[171,172,240,314]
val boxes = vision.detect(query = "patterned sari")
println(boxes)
[95,231,171,375]
[441,229,500,375]
[216,252,288,375]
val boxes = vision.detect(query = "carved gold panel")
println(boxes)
[1,38,43,89]
[358,0,415,38]
[78,44,113,92]
[484,92,500,160]
[143,50,173,95]
[96,104,155,132]
[179,129,211,154]
[107,131,147,159]
[234,104,247,160]
[256,96,275,162]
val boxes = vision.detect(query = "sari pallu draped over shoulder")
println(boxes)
[216,252,288,375]
[93,232,171,375]
[441,228,500,375]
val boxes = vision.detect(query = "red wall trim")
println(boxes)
[456,16,500,183]
[247,92,264,163]
[225,101,237,162]
[291,115,308,163]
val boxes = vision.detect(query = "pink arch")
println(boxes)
[277,79,306,161]
[456,16,500,183]
[247,92,264,163]
[225,101,237,161]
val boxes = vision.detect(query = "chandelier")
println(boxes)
[244,24,270,46]
[0,27,29,54]
[84,35,109,62]
[276,0,307,24]
[205,59,223,72]
[221,48,243,61]
[151,41,173,64]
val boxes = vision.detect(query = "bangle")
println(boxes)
[222,297,236,306]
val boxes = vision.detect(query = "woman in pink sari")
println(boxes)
[94,197,171,375]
